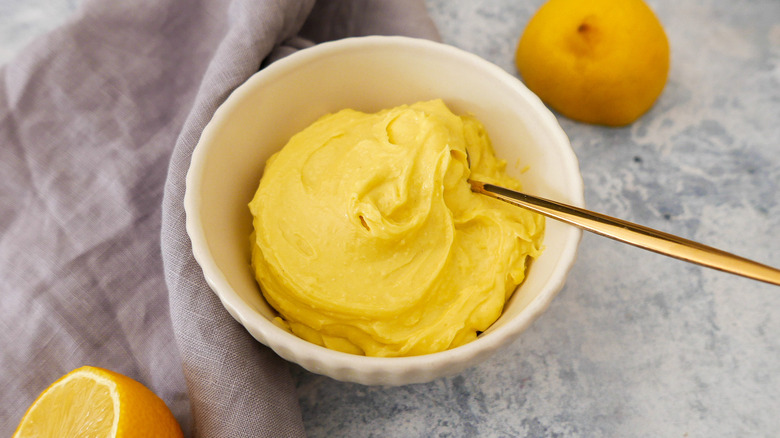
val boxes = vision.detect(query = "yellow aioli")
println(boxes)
[249,100,544,357]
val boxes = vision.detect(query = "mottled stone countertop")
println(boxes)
[3,1,778,436]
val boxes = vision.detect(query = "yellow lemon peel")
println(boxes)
[516,0,670,126]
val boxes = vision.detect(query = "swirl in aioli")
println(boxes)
[249,100,544,357]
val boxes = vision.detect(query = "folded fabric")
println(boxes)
[0,0,438,437]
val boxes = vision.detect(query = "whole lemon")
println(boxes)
[516,0,670,126]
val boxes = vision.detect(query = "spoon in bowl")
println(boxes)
[469,180,780,286]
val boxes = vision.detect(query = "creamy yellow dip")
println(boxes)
[249,100,544,357]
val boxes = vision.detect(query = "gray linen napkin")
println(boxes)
[1,0,438,436]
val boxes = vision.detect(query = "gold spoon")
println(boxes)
[469,180,780,286]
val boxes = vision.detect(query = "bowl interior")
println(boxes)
[185,36,583,384]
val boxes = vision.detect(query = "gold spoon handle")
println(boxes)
[470,180,780,286]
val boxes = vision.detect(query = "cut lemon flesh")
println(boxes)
[13,366,182,438]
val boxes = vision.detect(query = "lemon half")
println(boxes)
[13,366,183,438]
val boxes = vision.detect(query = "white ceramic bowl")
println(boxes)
[185,36,584,385]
